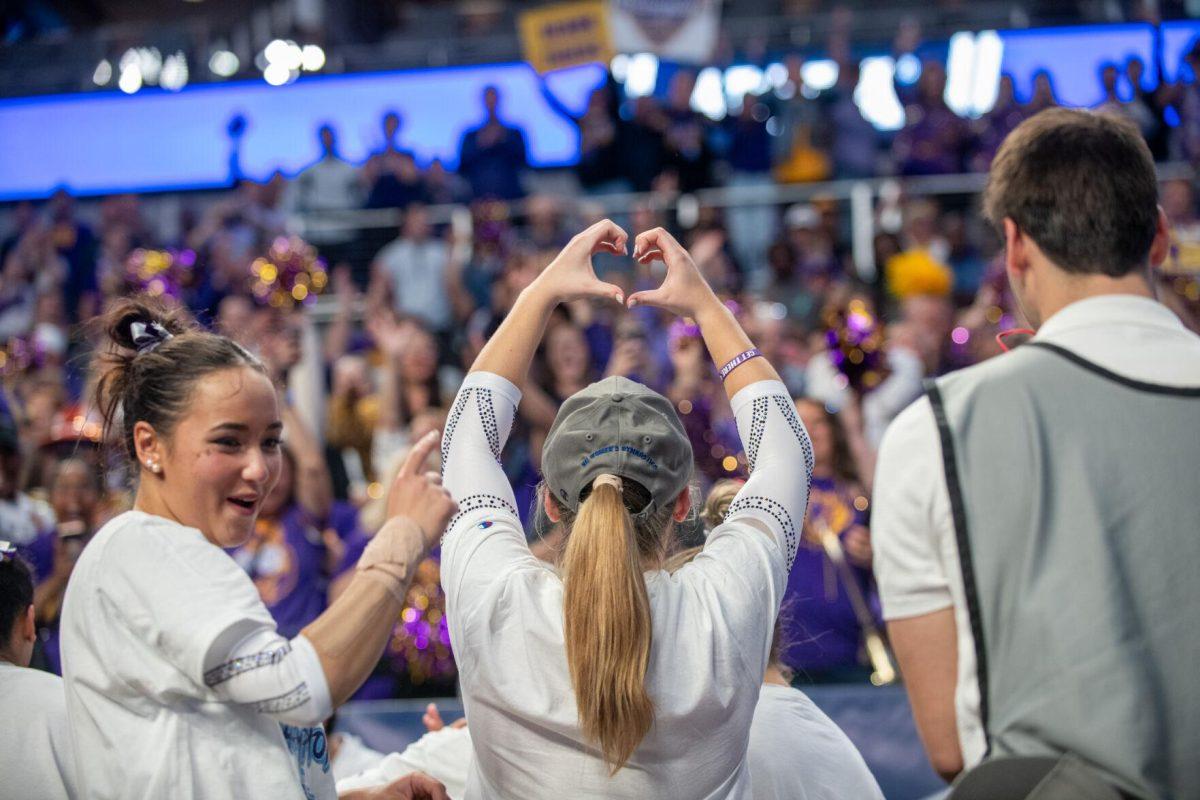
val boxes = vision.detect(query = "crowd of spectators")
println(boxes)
[3,41,1200,701]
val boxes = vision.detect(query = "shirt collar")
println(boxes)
[1034,294,1185,343]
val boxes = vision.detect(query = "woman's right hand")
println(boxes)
[529,219,628,306]
[628,227,720,319]
[386,430,458,548]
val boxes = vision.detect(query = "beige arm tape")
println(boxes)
[357,517,426,604]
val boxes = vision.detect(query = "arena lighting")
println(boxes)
[854,56,904,131]
[800,59,838,93]
[946,30,1004,117]
[724,64,766,106]
[610,53,630,82]
[691,66,726,119]
[209,50,239,78]
[623,52,659,97]
[93,59,113,86]
[117,64,142,94]
[160,51,189,91]
[300,44,325,72]
[263,62,294,86]
[895,52,921,85]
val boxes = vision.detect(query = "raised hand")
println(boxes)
[386,430,458,548]
[627,227,720,319]
[530,219,628,306]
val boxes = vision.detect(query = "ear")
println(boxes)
[543,489,562,523]
[1148,205,1170,269]
[1002,218,1029,284]
[672,487,691,523]
[132,420,163,475]
[20,604,35,643]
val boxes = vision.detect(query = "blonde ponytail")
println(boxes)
[561,482,655,773]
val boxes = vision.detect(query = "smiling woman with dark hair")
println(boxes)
[60,297,456,800]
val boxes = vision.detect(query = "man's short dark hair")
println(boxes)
[0,553,34,644]
[982,107,1159,277]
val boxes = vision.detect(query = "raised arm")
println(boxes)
[438,222,628,596]
[630,228,813,568]
[301,432,456,706]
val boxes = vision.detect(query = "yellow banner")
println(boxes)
[519,1,613,74]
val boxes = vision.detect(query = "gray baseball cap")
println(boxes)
[541,376,693,517]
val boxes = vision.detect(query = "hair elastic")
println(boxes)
[592,473,623,492]
[718,348,762,381]
[129,320,174,355]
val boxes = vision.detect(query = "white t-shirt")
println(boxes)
[0,661,79,800]
[747,684,882,800]
[374,236,453,331]
[439,373,813,799]
[872,294,1200,767]
[60,510,336,799]
[336,726,474,799]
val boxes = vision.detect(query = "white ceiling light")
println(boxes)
[118,64,143,94]
[691,66,726,120]
[300,44,325,72]
[93,59,113,86]
[160,51,189,91]
[624,53,659,98]
[263,61,293,86]
[855,56,905,131]
[209,49,239,78]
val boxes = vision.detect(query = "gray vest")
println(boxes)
[928,342,1200,799]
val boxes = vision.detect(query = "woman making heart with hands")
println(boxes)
[438,221,814,799]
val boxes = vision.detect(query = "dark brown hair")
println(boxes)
[982,107,1159,278]
[95,297,267,464]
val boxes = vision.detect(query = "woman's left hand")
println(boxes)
[530,219,628,306]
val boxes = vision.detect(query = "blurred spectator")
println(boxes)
[291,125,363,267]
[458,86,528,200]
[368,205,453,335]
[1126,57,1169,159]
[364,112,429,210]
[575,87,626,196]
[822,60,880,179]
[46,191,98,322]
[619,96,668,192]
[969,74,1024,172]
[781,398,878,683]
[228,444,361,639]
[662,71,716,193]
[1173,39,1200,164]
[0,416,55,579]
[29,457,104,674]
[725,93,777,278]
[0,550,81,800]
[1025,69,1059,115]
[772,55,831,183]
[293,125,363,214]
[893,62,971,175]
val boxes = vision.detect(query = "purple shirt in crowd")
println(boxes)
[780,475,880,677]
[229,501,364,639]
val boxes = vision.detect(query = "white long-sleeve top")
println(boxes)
[439,372,813,800]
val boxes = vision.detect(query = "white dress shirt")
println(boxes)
[871,294,1200,767]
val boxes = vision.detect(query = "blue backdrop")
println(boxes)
[0,61,607,200]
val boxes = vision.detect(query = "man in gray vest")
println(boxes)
[872,107,1200,798]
